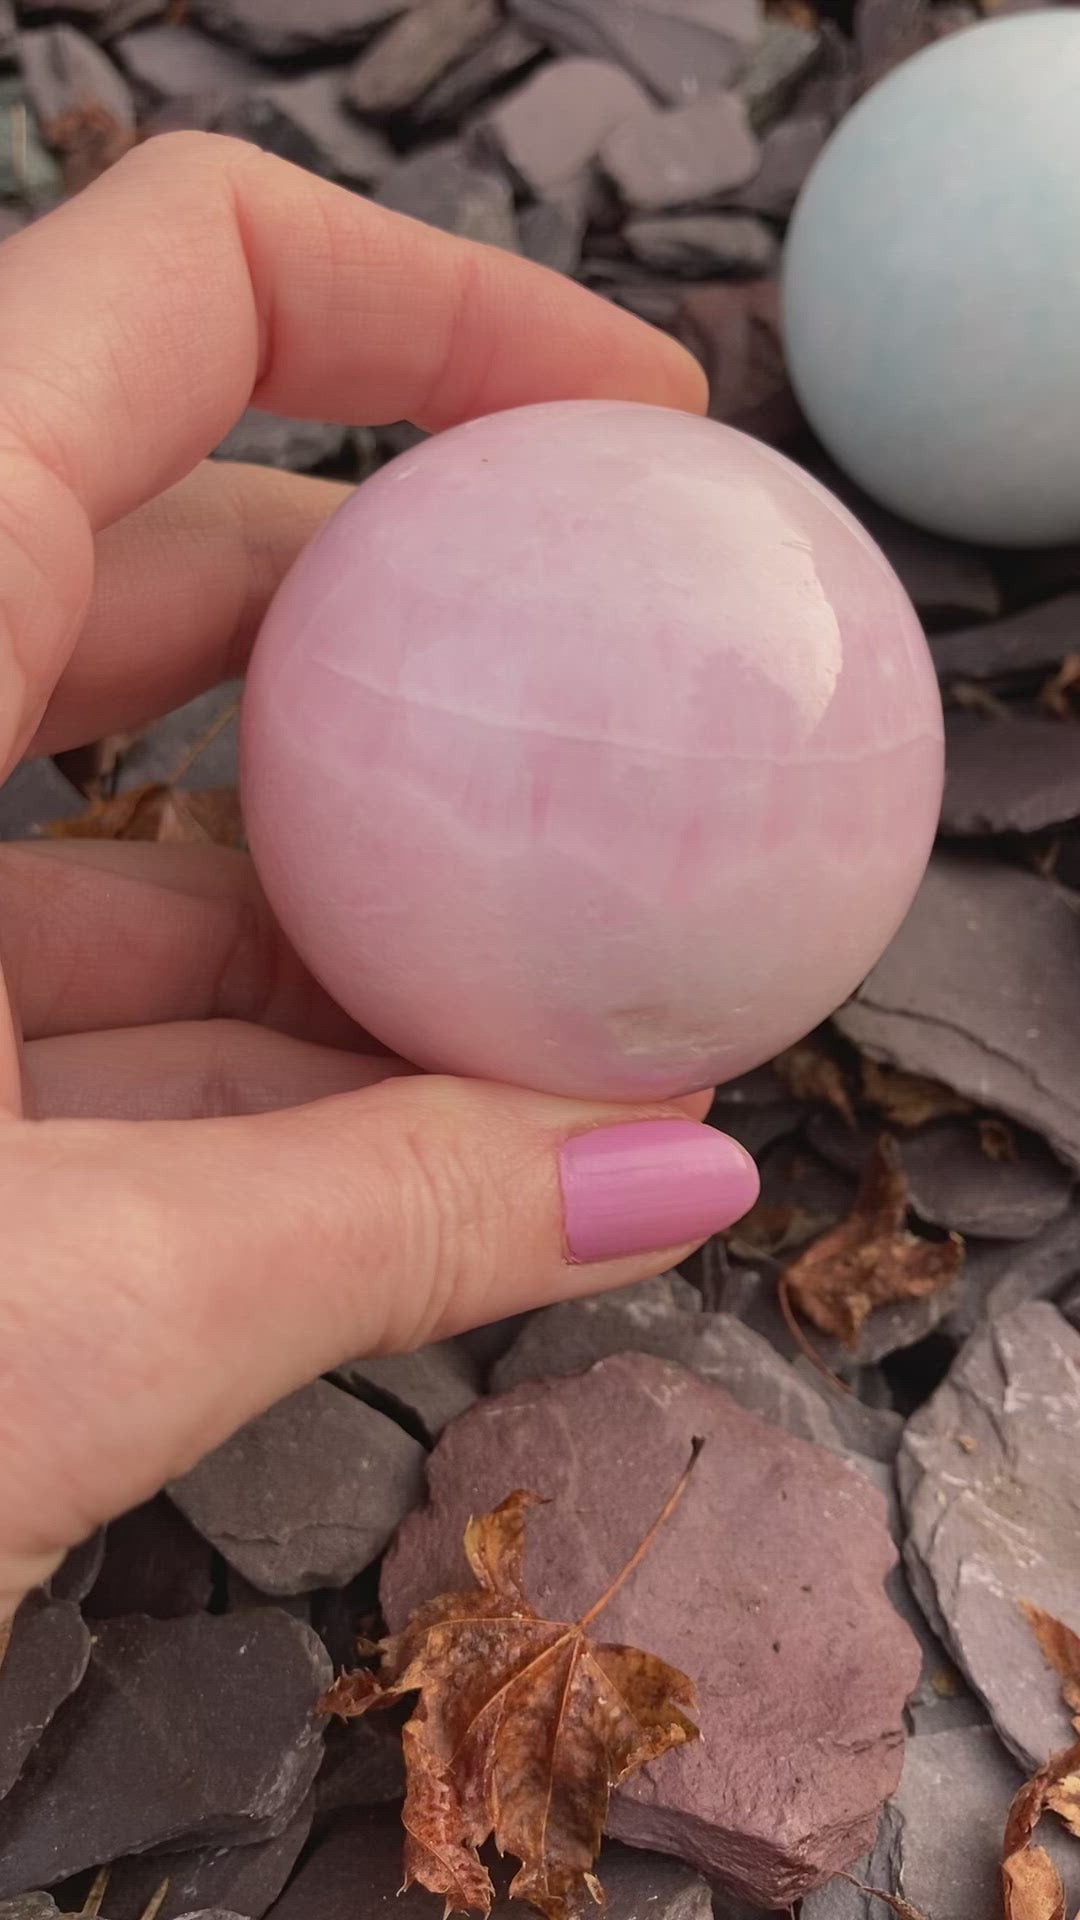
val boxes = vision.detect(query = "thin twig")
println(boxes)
[577,1439,703,1630]
[139,1878,171,1920]
[80,1867,111,1917]
[778,1275,852,1396]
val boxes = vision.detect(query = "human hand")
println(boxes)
[0,134,758,1619]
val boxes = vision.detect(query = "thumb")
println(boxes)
[0,1078,757,1606]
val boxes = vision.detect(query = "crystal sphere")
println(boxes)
[782,12,1080,547]
[242,401,943,1100]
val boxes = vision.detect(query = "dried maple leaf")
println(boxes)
[779,1136,962,1349]
[1001,1740,1080,1920]
[774,1040,855,1124]
[1021,1601,1080,1726]
[47,785,244,847]
[859,1057,972,1130]
[322,1456,701,1920]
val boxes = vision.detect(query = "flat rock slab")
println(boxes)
[509,0,761,104]
[735,109,827,214]
[624,211,776,273]
[0,760,83,838]
[381,1353,919,1909]
[85,1495,213,1620]
[114,22,269,102]
[899,1303,1080,1770]
[268,1806,711,1920]
[836,854,1080,1175]
[374,144,519,251]
[942,710,1080,836]
[0,1592,90,1798]
[931,590,1080,683]
[168,1379,425,1595]
[951,1200,1080,1340]
[601,91,759,211]
[0,1611,330,1897]
[86,1799,312,1920]
[215,407,348,472]
[190,0,410,57]
[802,1723,1079,1920]
[484,56,649,191]
[333,1339,478,1441]
[347,0,497,117]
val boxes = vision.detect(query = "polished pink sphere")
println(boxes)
[242,402,943,1100]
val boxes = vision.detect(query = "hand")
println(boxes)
[0,134,758,1619]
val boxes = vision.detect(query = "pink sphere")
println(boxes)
[242,401,943,1100]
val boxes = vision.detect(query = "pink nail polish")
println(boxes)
[559,1119,759,1264]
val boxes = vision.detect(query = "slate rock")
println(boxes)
[734,108,827,214]
[508,0,762,106]
[0,1611,330,1896]
[168,1380,425,1595]
[226,73,391,185]
[996,544,1080,609]
[0,1592,91,1799]
[673,278,802,443]
[190,0,411,58]
[333,1338,479,1442]
[0,759,83,838]
[381,1353,919,1908]
[0,1901,60,1920]
[624,210,775,274]
[85,1495,214,1619]
[492,1273,858,1460]
[347,0,498,118]
[315,1720,407,1816]
[411,23,542,127]
[804,1724,1071,1918]
[737,14,821,127]
[518,182,589,274]
[950,1201,1080,1339]
[84,1800,313,1920]
[931,590,1080,683]
[836,854,1080,1175]
[113,681,242,792]
[808,1110,1073,1242]
[114,22,268,102]
[374,144,519,250]
[269,1806,713,1920]
[19,24,136,140]
[899,1303,1080,1770]
[214,408,349,471]
[483,56,649,193]
[46,1531,105,1605]
[942,710,1080,836]
[601,91,759,211]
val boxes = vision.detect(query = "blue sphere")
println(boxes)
[782,13,1080,548]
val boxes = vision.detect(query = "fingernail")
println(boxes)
[559,1119,759,1264]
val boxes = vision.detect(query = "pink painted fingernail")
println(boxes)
[559,1119,759,1264]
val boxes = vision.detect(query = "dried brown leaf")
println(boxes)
[859,1057,972,1130]
[1002,1740,1080,1920]
[774,1041,855,1124]
[780,1136,963,1349]
[321,1459,701,1920]
[0,1615,11,1670]
[1045,1772,1080,1840]
[47,784,244,847]
[727,1200,830,1259]
[1021,1601,1080,1723]
[980,1118,1019,1164]
[1041,654,1080,721]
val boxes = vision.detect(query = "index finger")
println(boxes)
[0,132,705,766]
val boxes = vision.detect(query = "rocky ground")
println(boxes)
[2,0,1080,1915]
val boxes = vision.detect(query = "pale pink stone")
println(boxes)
[241,401,943,1099]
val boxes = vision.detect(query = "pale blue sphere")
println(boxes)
[782,12,1080,547]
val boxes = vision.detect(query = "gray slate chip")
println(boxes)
[19,24,136,135]
[85,1495,214,1620]
[737,14,821,126]
[0,1611,330,1896]
[951,1200,1080,1339]
[803,1723,1078,1920]
[114,22,269,102]
[931,590,1080,683]
[808,1110,1073,1242]
[518,183,589,275]
[0,1901,61,1920]
[624,210,775,273]
[46,1531,105,1603]
[483,56,649,192]
[333,1339,479,1441]
[112,682,242,792]
[836,854,1080,1176]
[942,710,1080,835]
[215,408,349,471]
[508,0,762,105]
[899,1302,1080,1770]
[190,0,412,58]
[0,1592,91,1799]
[374,143,519,250]
[168,1379,425,1595]
[600,91,759,211]
[347,0,498,117]
[89,1799,312,1920]
[0,759,83,838]
[412,24,542,126]
[734,107,826,214]
[229,73,392,184]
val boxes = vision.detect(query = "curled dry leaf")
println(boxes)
[859,1057,972,1130]
[773,1040,855,1124]
[1001,1740,1080,1920]
[1040,653,1080,721]
[321,1454,701,1920]
[47,785,244,847]
[1021,1601,1080,1726]
[779,1135,963,1349]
